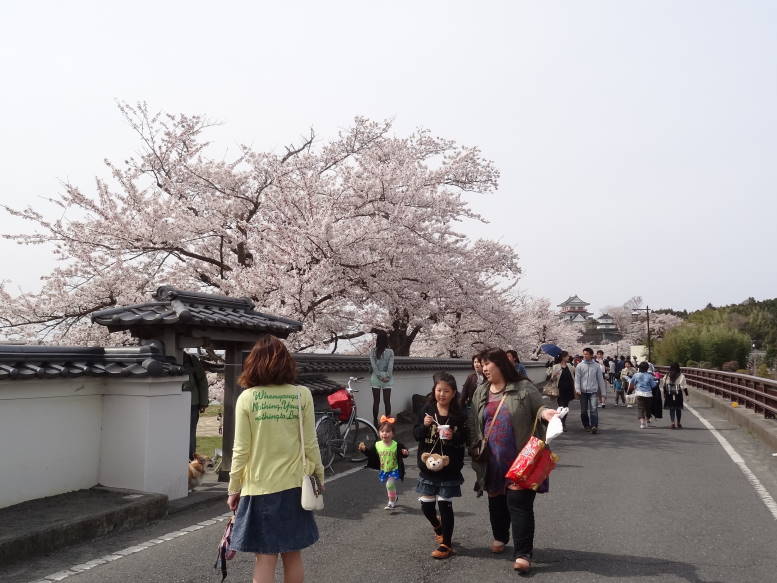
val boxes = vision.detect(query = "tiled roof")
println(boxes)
[294,354,473,374]
[558,295,590,307]
[91,286,302,338]
[0,345,183,381]
[296,373,343,396]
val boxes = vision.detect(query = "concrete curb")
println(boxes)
[689,387,777,452]
[0,487,167,567]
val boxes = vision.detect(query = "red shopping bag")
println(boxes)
[505,413,559,491]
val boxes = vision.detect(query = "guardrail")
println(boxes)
[657,367,777,420]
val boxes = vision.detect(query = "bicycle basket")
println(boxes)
[327,388,353,422]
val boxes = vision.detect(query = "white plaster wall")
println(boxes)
[0,379,103,508]
[320,369,471,424]
[0,375,189,510]
[99,379,189,500]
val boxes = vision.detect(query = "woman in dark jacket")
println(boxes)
[661,363,689,428]
[413,372,468,559]
[460,354,485,411]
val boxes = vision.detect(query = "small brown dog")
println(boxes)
[188,454,208,490]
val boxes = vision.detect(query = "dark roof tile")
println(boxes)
[0,345,183,381]
[91,286,302,339]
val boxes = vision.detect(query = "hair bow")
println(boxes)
[379,415,396,424]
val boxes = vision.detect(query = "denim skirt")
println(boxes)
[415,477,462,499]
[230,487,319,554]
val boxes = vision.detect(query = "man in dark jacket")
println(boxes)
[182,352,209,460]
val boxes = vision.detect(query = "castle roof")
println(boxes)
[558,295,590,308]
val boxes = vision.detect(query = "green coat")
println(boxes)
[182,353,209,408]
[467,379,548,494]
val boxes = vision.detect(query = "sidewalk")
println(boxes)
[0,487,167,566]
[0,417,414,568]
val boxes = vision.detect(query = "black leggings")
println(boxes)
[488,490,537,560]
[421,500,454,546]
[669,407,682,423]
[371,388,391,425]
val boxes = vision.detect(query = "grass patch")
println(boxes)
[196,435,223,458]
[201,405,222,417]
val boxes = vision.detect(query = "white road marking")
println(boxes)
[31,514,233,582]
[687,404,777,520]
[31,446,420,582]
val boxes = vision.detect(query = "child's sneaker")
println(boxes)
[384,501,396,510]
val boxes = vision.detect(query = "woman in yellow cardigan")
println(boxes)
[227,335,324,583]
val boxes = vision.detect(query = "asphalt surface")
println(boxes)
[3,397,777,583]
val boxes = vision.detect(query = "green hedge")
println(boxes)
[655,324,751,369]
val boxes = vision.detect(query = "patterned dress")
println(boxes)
[484,391,518,496]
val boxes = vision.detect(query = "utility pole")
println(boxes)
[632,305,652,362]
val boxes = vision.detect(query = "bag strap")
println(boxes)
[297,389,307,474]
[530,408,544,438]
[483,393,507,440]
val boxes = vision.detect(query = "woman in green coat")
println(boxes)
[468,348,558,574]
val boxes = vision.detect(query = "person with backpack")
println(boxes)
[661,363,689,429]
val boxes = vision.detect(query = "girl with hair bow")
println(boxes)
[359,416,409,509]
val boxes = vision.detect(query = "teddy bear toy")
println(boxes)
[421,452,450,472]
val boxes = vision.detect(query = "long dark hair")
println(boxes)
[428,371,463,417]
[669,362,681,382]
[375,330,389,359]
[478,347,528,383]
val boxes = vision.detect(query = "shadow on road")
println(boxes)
[535,547,725,583]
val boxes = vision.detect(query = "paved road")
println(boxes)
[4,398,777,583]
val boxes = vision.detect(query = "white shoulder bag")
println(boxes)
[297,389,324,511]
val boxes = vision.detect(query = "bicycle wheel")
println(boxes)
[315,415,338,472]
[344,417,378,462]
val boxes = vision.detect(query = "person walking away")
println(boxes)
[575,348,606,433]
[227,336,324,583]
[414,372,468,559]
[468,348,558,574]
[182,351,209,461]
[628,361,658,429]
[649,369,663,423]
[548,351,575,431]
[369,331,395,427]
[506,350,528,377]
[661,363,688,429]
[460,354,485,413]
[359,417,409,508]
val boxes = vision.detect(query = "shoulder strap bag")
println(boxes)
[297,389,324,511]
[469,393,507,462]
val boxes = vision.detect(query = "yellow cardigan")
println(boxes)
[228,384,324,496]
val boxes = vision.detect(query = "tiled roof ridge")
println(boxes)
[153,285,254,310]
[294,353,474,373]
[90,286,303,335]
[0,344,183,380]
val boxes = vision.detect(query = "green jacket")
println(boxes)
[182,353,209,408]
[467,379,548,493]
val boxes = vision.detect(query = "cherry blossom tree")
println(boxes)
[1,102,527,355]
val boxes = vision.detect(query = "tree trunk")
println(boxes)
[387,327,413,356]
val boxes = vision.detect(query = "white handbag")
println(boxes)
[297,390,324,511]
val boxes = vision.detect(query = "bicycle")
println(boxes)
[315,376,378,472]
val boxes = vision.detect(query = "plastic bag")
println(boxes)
[545,415,564,444]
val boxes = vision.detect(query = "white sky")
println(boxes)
[1,0,775,315]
